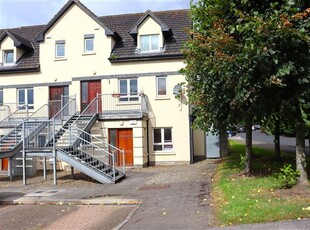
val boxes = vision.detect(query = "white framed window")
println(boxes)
[119,78,139,102]
[18,88,34,109]
[140,34,159,52]
[55,40,65,58]
[84,34,94,52]
[156,76,167,97]
[0,89,3,106]
[3,50,14,65]
[153,128,173,151]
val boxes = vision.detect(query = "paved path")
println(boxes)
[0,204,137,230]
[0,160,217,230]
[1,159,309,229]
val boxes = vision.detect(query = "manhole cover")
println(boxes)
[137,184,170,190]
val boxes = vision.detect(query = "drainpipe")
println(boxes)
[146,119,150,167]
[189,102,194,164]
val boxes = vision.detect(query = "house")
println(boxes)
[0,0,206,183]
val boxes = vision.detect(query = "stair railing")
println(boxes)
[71,96,98,127]
[20,97,76,150]
[73,126,125,175]
[56,126,122,182]
[0,104,29,128]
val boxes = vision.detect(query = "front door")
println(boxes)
[1,158,8,170]
[49,86,69,118]
[109,128,133,167]
[81,80,101,112]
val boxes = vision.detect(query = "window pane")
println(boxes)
[5,51,14,63]
[141,35,149,52]
[56,44,65,57]
[151,35,159,50]
[120,80,127,94]
[27,88,34,105]
[0,90,3,105]
[19,89,25,104]
[154,129,162,144]
[154,145,162,151]
[81,82,88,103]
[130,79,138,95]
[164,145,173,150]
[85,38,94,52]
[157,77,167,96]
[164,128,172,142]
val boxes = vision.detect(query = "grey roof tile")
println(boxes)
[0,25,44,73]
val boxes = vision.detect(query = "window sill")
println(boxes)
[54,58,67,61]
[152,151,175,155]
[82,52,96,56]
[155,97,170,100]
[2,63,15,66]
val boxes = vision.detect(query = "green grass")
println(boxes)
[213,141,310,226]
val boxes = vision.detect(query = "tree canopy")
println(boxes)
[182,0,310,183]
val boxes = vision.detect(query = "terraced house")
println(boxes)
[0,0,205,184]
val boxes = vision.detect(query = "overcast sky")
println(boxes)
[0,0,190,29]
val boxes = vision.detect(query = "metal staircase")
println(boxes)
[0,104,50,159]
[55,127,125,183]
[22,96,126,184]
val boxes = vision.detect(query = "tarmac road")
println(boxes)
[231,130,310,154]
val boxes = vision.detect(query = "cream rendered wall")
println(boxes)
[39,4,113,84]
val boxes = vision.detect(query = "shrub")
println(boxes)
[278,164,300,188]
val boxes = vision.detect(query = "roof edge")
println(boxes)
[35,0,117,42]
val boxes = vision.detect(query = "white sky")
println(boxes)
[0,0,190,29]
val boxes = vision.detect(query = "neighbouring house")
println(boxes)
[0,0,206,183]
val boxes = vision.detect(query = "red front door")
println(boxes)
[109,129,133,167]
[81,80,101,112]
[2,158,8,170]
[49,86,68,118]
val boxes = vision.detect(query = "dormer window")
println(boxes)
[140,34,159,52]
[84,34,94,52]
[3,50,14,65]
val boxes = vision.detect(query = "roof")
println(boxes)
[0,25,44,73]
[35,0,119,42]
[0,3,190,73]
[102,9,191,62]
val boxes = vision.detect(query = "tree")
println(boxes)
[183,0,310,183]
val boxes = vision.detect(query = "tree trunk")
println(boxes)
[245,115,253,176]
[219,125,228,158]
[274,119,281,158]
[296,109,309,186]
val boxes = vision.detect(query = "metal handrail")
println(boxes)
[50,97,76,120]
[71,96,97,127]
[56,126,120,181]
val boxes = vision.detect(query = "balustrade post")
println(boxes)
[122,148,126,175]
[53,118,57,185]
[96,93,99,113]
[22,121,26,185]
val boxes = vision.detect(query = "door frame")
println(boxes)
[108,128,133,167]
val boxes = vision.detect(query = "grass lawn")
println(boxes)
[213,141,310,226]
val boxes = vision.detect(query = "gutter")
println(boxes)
[0,66,40,74]
[109,54,184,63]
